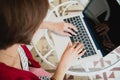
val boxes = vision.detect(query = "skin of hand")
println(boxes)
[40,21,78,36]
[52,42,85,80]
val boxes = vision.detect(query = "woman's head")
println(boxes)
[0,0,49,50]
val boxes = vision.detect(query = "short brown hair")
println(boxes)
[0,0,49,50]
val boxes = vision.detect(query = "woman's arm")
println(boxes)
[40,21,78,36]
[51,42,85,80]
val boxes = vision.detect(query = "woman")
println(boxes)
[0,0,85,80]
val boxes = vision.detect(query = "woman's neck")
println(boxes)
[0,44,22,69]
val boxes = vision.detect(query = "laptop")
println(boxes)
[50,0,120,63]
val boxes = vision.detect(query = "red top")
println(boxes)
[0,45,40,80]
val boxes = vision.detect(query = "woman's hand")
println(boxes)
[53,42,85,80]
[40,21,78,36]
[60,42,85,70]
[51,22,78,36]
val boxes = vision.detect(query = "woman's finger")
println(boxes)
[75,43,84,51]
[78,50,86,58]
[66,23,78,32]
[63,27,77,36]
[72,42,79,49]
[63,31,72,36]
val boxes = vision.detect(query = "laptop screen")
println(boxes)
[83,0,120,56]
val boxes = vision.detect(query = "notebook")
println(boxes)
[50,0,120,63]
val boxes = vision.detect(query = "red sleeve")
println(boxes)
[21,45,41,68]
[0,63,39,80]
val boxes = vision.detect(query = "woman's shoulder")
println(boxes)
[0,62,39,80]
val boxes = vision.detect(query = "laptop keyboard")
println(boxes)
[64,16,97,58]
